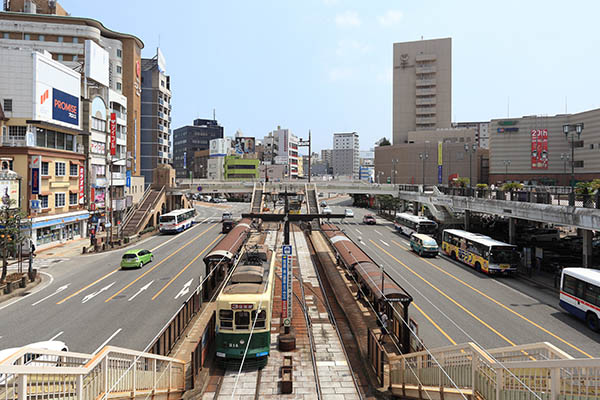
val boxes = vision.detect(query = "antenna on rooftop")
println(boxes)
[213,108,216,121]
[565,96,568,114]
[507,96,510,117]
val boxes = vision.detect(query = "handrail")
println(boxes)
[130,185,165,233]
[121,184,153,230]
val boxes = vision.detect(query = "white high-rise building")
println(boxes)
[264,127,299,178]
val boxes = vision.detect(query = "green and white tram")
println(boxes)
[215,242,276,368]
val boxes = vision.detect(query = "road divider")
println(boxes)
[105,224,217,303]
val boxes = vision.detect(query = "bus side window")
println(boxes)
[584,283,600,307]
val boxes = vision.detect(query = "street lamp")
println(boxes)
[560,153,570,185]
[418,152,429,186]
[464,143,477,188]
[503,160,511,183]
[391,159,399,184]
[562,123,584,202]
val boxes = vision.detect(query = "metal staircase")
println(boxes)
[120,186,166,237]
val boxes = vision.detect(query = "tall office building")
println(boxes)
[393,38,452,144]
[332,132,359,179]
[0,4,144,176]
[141,48,172,187]
[173,119,223,178]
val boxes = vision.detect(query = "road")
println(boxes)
[0,201,249,354]
[324,196,600,358]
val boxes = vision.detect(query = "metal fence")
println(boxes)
[189,311,216,389]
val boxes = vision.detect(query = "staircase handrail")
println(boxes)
[130,185,165,233]
[120,184,153,234]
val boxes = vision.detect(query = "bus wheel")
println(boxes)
[586,312,599,331]
[475,262,482,273]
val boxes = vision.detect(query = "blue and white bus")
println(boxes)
[159,208,196,233]
[560,267,600,331]
[394,212,438,236]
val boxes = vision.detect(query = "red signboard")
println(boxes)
[530,129,548,170]
[78,165,85,204]
[110,112,117,156]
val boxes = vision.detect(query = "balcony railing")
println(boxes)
[416,98,436,106]
[416,88,436,96]
[416,66,436,74]
[1,137,26,147]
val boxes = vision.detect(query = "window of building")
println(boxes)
[56,132,65,149]
[116,65,122,74]
[8,126,26,140]
[72,37,78,43]
[3,99,12,112]
[38,34,44,41]
[24,34,30,40]
[116,48,122,58]
[65,133,74,151]
[41,162,49,176]
[3,33,8,39]
[69,192,78,205]
[73,55,78,62]
[55,193,66,207]
[57,36,63,43]
[161,80,165,87]
[39,195,49,209]
[55,162,66,176]
[57,54,63,61]
[70,163,78,176]
[116,82,122,91]
[92,117,106,132]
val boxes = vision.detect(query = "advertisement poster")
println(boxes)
[110,112,117,156]
[0,179,19,208]
[530,129,549,170]
[437,142,443,184]
[52,88,79,126]
[234,137,256,154]
[78,166,85,204]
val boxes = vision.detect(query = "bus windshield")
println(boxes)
[160,215,176,223]
[490,247,518,264]
[417,222,437,234]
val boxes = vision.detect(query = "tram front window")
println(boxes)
[235,311,250,330]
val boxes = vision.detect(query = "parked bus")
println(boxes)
[159,208,196,233]
[560,268,600,331]
[441,229,519,275]
[394,212,437,236]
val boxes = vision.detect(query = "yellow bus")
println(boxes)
[441,229,519,275]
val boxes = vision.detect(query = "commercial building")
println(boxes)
[260,164,287,182]
[0,48,88,248]
[193,149,209,179]
[375,142,487,186]
[264,127,299,178]
[207,137,231,181]
[393,38,452,144]
[141,48,172,187]
[453,121,490,149]
[489,108,600,185]
[332,132,359,179]
[223,156,259,181]
[0,6,144,177]
[173,119,223,178]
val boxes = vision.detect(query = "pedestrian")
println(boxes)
[379,310,389,344]
[30,240,36,257]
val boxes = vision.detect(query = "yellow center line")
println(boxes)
[412,302,457,345]
[105,224,217,303]
[57,268,120,305]
[390,240,593,359]
[151,234,222,300]
[370,240,517,346]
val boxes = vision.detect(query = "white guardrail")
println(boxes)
[0,346,185,399]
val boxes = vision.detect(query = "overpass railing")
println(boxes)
[0,346,185,400]
[389,341,597,400]
[398,184,600,209]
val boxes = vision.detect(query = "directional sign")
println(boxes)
[281,245,293,326]
[282,245,292,256]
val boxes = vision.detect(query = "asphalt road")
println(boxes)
[0,201,250,354]
[324,196,600,358]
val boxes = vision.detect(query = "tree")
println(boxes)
[0,199,24,283]
[377,137,391,147]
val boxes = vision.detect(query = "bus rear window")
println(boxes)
[160,216,175,223]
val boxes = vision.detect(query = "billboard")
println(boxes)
[31,155,41,195]
[209,138,230,156]
[84,40,109,87]
[156,47,167,73]
[530,129,548,169]
[33,52,80,128]
[234,137,255,154]
[0,179,19,208]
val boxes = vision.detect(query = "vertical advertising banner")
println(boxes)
[110,112,117,156]
[31,155,41,195]
[530,129,549,170]
[530,130,538,169]
[437,142,443,184]
[540,129,548,169]
[78,165,85,204]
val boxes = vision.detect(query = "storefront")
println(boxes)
[31,210,89,248]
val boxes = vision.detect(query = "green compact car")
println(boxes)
[120,249,153,269]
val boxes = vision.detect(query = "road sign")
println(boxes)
[281,245,293,325]
[282,245,292,255]
[197,186,203,192]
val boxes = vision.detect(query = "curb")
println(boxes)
[517,272,560,294]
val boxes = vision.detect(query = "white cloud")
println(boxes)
[335,40,370,57]
[378,10,403,27]
[335,10,361,28]
[328,67,355,81]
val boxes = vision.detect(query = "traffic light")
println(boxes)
[387,177,391,184]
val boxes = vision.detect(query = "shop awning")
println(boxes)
[31,211,90,229]
[26,120,89,136]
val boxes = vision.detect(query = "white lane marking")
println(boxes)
[82,282,115,304]
[355,228,362,235]
[375,230,383,236]
[48,331,63,341]
[0,271,54,311]
[150,223,202,252]
[380,240,390,247]
[93,328,122,354]
[31,283,70,306]
[128,280,154,302]
[174,278,193,300]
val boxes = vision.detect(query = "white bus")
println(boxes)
[159,208,196,233]
[560,268,600,331]
[394,212,438,236]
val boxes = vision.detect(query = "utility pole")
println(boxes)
[298,131,311,182]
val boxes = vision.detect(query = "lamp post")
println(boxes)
[391,159,398,184]
[562,123,584,203]
[560,153,570,185]
[464,143,477,188]
[418,152,428,186]
[503,160,511,183]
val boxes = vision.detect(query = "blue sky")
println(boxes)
[63,1,600,154]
